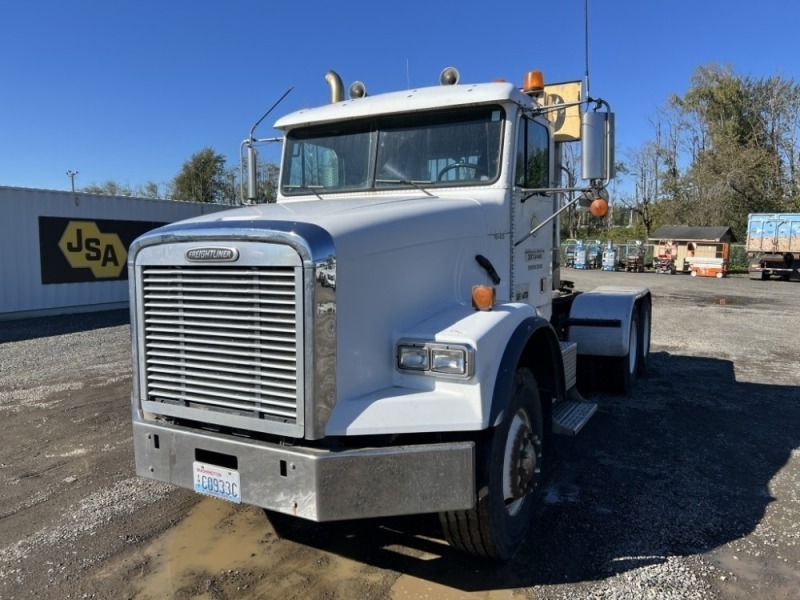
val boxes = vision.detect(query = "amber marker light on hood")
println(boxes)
[472,285,496,311]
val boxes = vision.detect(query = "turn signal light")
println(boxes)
[472,285,496,311]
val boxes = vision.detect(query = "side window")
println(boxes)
[515,119,549,188]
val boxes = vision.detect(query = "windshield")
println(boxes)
[282,106,504,196]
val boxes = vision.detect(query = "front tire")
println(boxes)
[439,368,543,561]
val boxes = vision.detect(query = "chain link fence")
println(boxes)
[559,242,749,273]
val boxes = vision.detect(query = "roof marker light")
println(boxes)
[523,70,545,94]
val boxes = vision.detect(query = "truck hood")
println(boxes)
[158,195,490,261]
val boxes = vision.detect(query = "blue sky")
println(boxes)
[2,0,798,195]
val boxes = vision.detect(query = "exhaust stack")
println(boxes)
[325,70,344,103]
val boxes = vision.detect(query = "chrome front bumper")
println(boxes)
[133,420,475,521]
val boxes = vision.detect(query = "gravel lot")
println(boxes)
[0,271,798,599]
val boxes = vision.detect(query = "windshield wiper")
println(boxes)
[401,180,435,197]
[375,179,435,197]
[294,185,324,200]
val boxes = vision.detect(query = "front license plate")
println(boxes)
[193,461,241,504]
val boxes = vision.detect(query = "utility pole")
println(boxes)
[66,170,78,193]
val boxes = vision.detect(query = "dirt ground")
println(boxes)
[1,270,798,599]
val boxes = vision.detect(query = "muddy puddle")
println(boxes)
[659,292,760,307]
[134,500,270,598]
[113,498,517,600]
[125,499,391,599]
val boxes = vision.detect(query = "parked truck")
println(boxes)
[746,213,800,281]
[127,67,651,561]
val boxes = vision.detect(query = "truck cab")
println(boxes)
[128,68,651,560]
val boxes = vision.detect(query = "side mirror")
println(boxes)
[247,145,258,201]
[581,110,615,183]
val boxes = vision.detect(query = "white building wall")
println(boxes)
[0,186,230,319]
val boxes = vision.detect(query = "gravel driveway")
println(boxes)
[0,271,797,599]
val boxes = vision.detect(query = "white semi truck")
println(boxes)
[128,67,651,560]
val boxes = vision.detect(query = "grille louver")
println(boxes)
[141,265,301,429]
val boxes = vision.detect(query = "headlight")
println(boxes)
[396,341,473,378]
[431,348,467,375]
[397,345,430,371]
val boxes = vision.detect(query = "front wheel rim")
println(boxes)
[502,409,538,516]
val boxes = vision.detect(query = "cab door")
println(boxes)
[511,116,555,320]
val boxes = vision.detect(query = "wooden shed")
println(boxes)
[649,226,736,274]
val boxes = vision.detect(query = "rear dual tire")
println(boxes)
[608,298,651,393]
[608,308,638,394]
[637,297,652,376]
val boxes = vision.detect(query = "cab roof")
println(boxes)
[273,81,532,130]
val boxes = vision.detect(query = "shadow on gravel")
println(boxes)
[0,309,129,343]
[270,351,800,592]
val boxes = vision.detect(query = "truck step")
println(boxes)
[552,398,598,436]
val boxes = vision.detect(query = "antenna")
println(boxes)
[584,0,590,100]
[249,86,294,142]
[241,86,294,203]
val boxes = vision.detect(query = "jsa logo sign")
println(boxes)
[58,221,127,279]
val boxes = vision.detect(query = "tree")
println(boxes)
[240,155,281,204]
[222,166,240,206]
[619,142,661,239]
[258,161,280,203]
[659,64,800,238]
[137,181,162,199]
[558,143,580,239]
[172,147,228,203]
[81,180,133,196]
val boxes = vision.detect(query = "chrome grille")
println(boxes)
[141,265,300,428]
